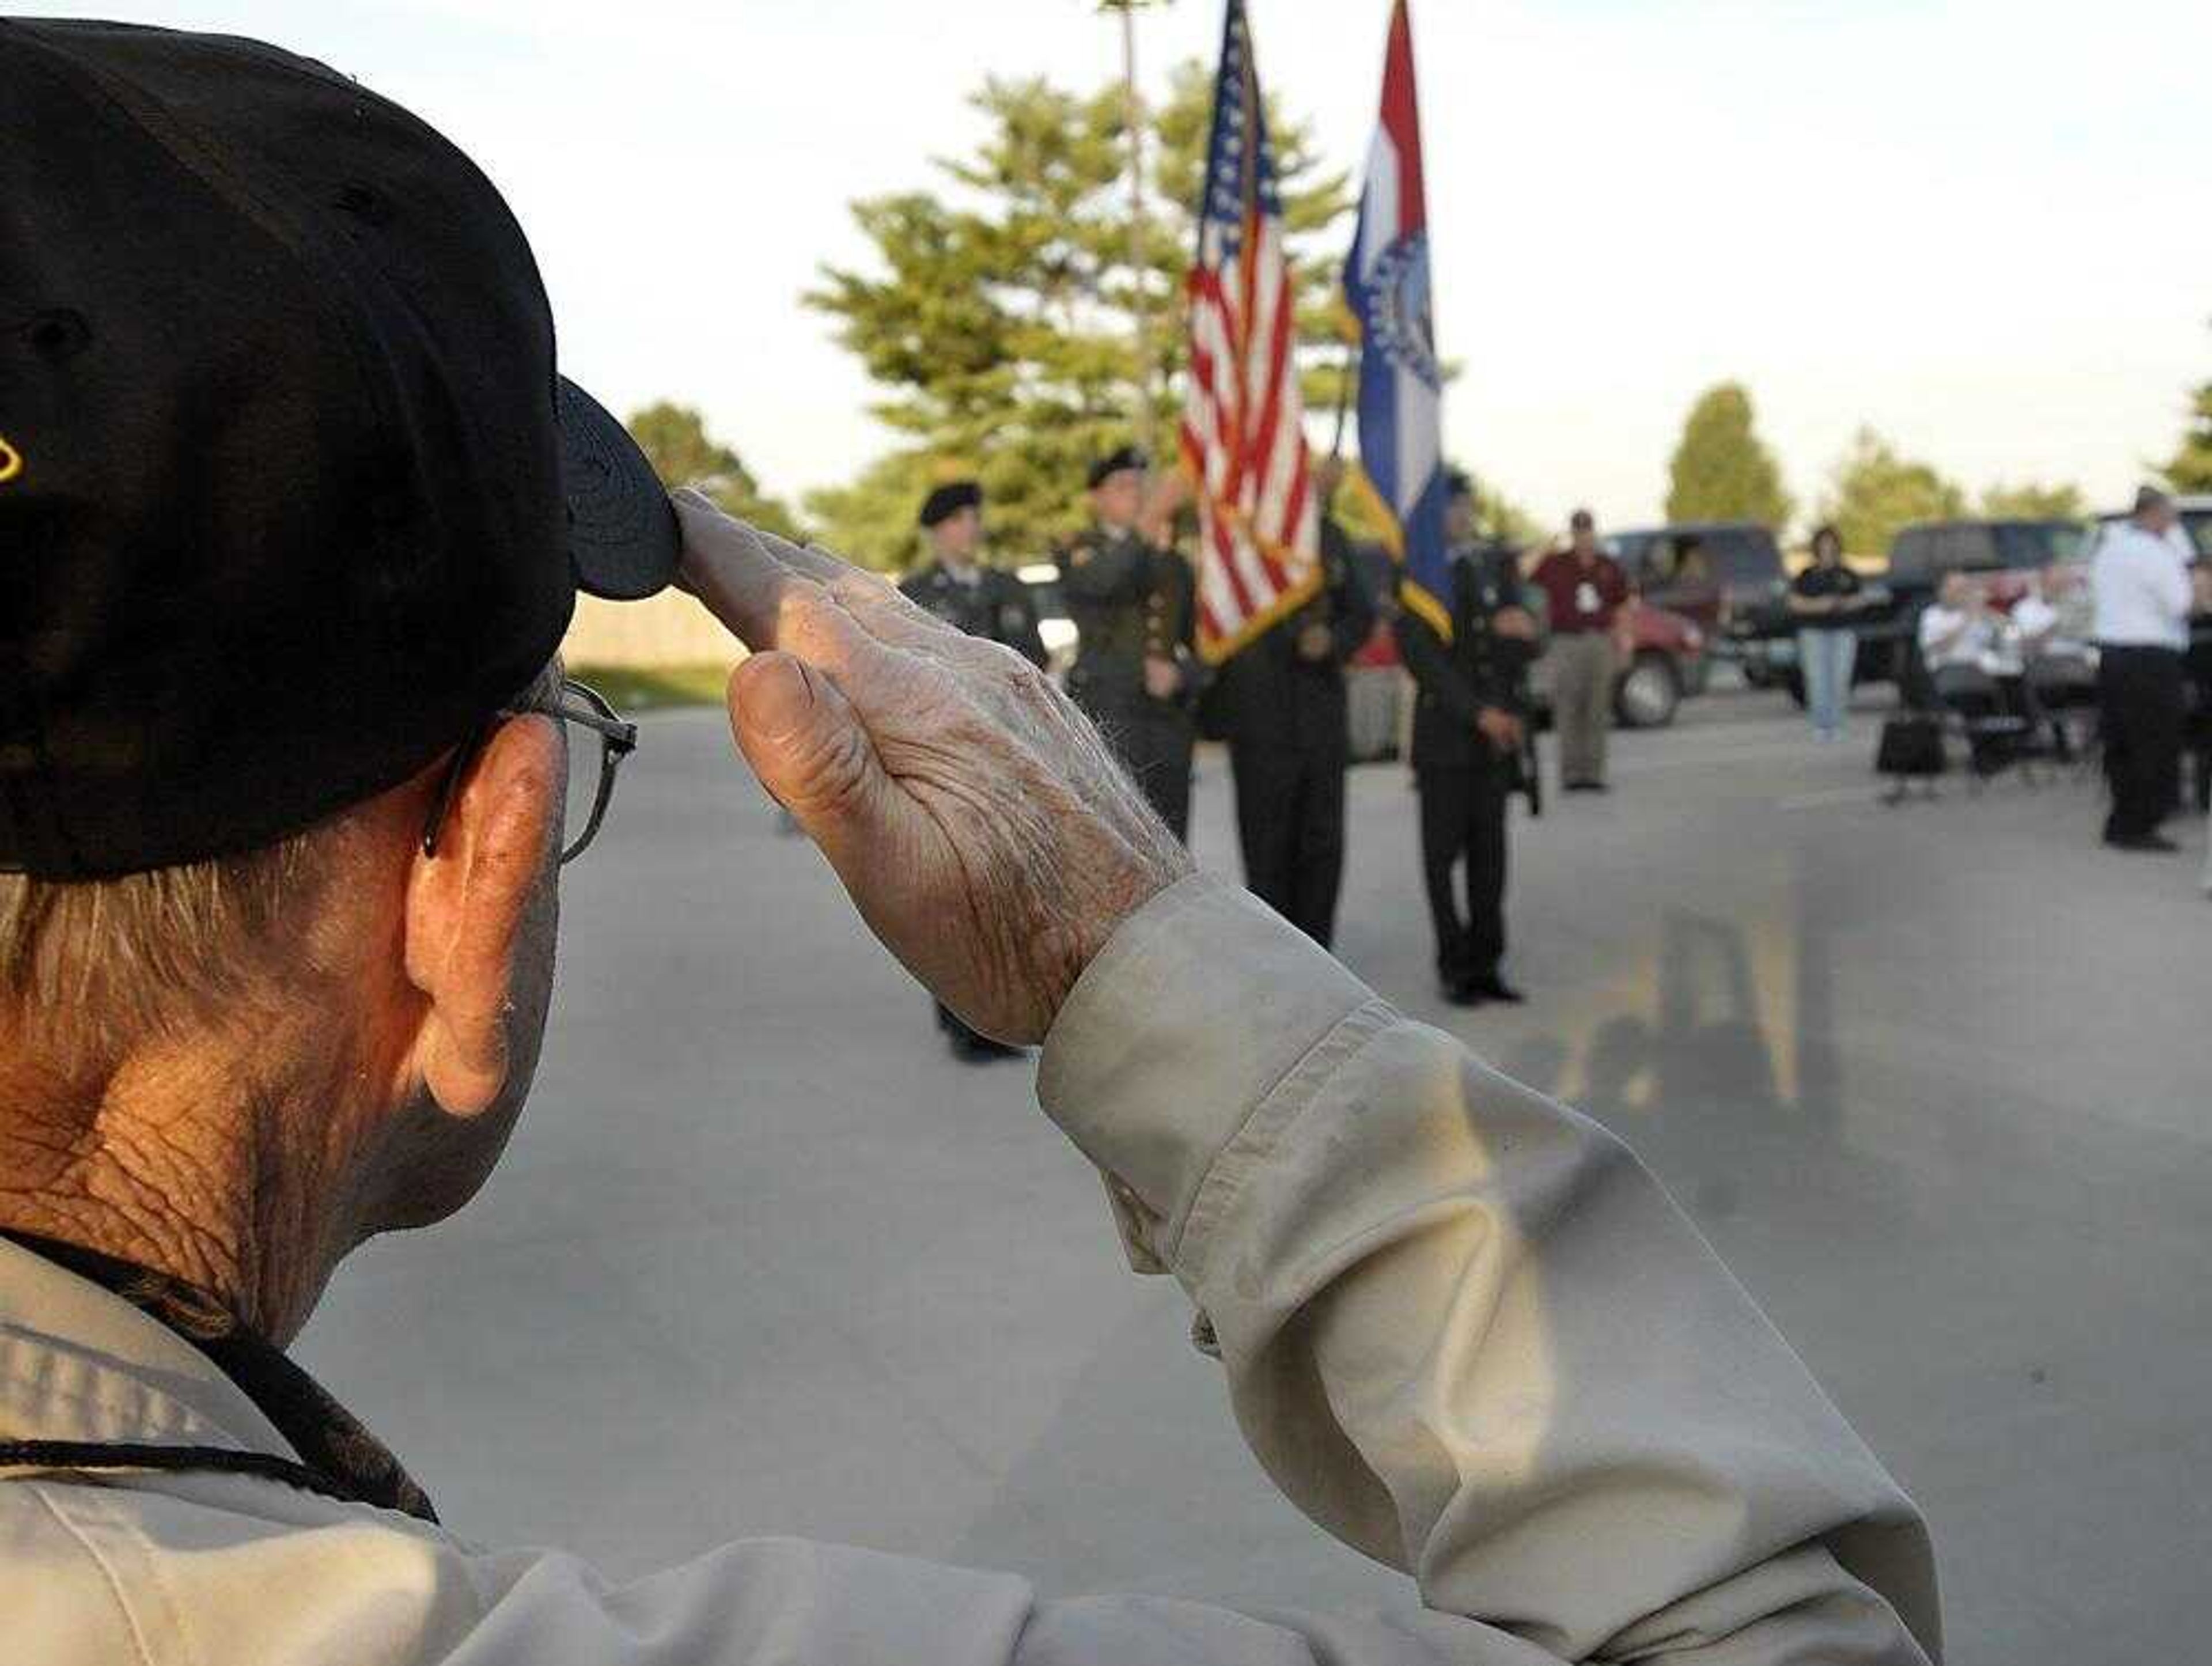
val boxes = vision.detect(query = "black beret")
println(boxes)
[1087,445,1149,490]
[918,480,983,528]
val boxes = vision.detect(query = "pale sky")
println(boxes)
[22,0,2211,533]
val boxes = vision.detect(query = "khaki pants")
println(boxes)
[1551,631,1616,786]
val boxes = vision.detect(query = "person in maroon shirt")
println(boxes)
[1530,509,1635,791]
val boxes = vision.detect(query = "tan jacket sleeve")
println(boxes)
[1036,874,1941,1664]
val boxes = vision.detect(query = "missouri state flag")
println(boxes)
[1344,0,1449,636]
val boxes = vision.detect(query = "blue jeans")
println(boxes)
[1798,628,1857,736]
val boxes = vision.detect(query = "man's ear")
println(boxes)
[403,715,562,1117]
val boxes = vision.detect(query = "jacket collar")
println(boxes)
[0,1235,297,1459]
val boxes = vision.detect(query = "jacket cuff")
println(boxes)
[1037,873,1377,1272]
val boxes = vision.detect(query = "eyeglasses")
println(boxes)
[423,677,639,866]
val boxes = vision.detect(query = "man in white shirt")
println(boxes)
[1915,573,2003,677]
[2092,487,2196,851]
[0,21,1938,1666]
[1914,575,2033,767]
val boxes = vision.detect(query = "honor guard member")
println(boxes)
[1063,445,1202,839]
[901,480,1047,667]
[900,480,1046,1059]
[1205,455,1377,946]
[1397,469,1544,1008]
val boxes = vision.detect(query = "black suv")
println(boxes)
[1600,521,1787,679]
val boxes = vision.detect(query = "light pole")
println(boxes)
[1099,0,1170,452]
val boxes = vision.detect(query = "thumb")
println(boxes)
[726,652,892,851]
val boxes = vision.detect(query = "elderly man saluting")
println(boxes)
[0,21,1938,1666]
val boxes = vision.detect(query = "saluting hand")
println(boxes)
[674,493,1192,1044]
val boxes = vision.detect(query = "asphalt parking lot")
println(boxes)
[300,681,2211,1666]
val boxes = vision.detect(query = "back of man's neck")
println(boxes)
[0,1046,345,1342]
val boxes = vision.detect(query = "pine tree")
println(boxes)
[1663,383,1793,531]
[806,63,1348,570]
[1817,427,1966,558]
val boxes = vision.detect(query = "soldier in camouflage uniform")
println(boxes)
[898,480,1046,1061]
[1062,446,1202,840]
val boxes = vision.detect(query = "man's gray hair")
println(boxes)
[0,830,328,1069]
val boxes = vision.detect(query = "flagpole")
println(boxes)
[1328,345,1355,461]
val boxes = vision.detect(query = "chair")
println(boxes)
[1927,664,2040,792]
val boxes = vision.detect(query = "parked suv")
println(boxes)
[1600,522,1790,672]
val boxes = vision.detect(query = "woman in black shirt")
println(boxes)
[1788,525,1862,740]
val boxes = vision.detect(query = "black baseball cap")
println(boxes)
[917,480,981,528]
[1086,445,1147,490]
[0,20,680,880]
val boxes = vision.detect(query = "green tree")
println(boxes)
[1978,479,2086,520]
[1663,383,1794,530]
[1816,427,1966,559]
[2162,381,2212,494]
[807,62,1349,569]
[626,402,805,543]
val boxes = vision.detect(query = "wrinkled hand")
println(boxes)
[1143,654,1184,702]
[675,493,1193,1043]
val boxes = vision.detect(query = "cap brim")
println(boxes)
[558,376,680,601]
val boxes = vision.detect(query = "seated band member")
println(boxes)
[2009,565,2096,759]
[0,22,1938,1666]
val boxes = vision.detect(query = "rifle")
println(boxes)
[1514,728,1543,817]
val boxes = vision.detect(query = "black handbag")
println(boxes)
[1876,714,1946,777]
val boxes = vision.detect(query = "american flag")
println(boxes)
[1177,0,1319,663]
